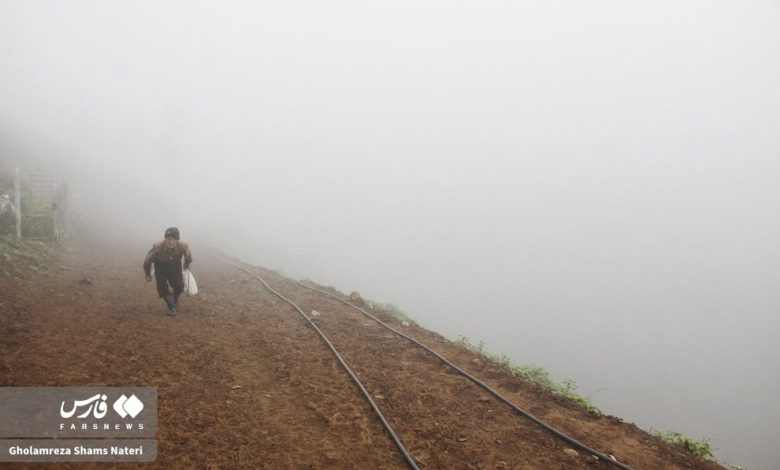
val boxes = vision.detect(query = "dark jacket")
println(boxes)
[143,240,192,276]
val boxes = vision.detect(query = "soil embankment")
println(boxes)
[0,237,724,469]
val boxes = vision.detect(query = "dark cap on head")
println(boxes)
[164,227,180,240]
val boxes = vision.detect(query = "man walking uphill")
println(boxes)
[143,227,193,316]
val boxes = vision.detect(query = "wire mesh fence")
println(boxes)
[15,167,65,240]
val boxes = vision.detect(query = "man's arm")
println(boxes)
[143,243,160,277]
[182,242,193,270]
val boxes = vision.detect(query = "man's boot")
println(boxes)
[164,293,176,316]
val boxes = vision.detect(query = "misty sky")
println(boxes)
[1,1,779,468]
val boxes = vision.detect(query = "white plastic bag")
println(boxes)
[183,269,198,296]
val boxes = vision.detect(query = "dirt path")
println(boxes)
[0,238,724,469]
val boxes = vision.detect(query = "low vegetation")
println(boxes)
[302,290,742,467]
[0,235,61,272]
[454,335,741,465]
[454,335,600,414]
[653,430,716,460]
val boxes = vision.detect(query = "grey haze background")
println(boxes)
[2,1,779,468]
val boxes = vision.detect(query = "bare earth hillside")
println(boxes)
[0,236,725,469]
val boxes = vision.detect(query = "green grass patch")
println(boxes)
[653,431,715,460]
[454,335,600,414]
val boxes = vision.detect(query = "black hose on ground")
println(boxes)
[294,280,636,470]
[213,255,420,470]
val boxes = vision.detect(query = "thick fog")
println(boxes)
[2,1,779,468]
